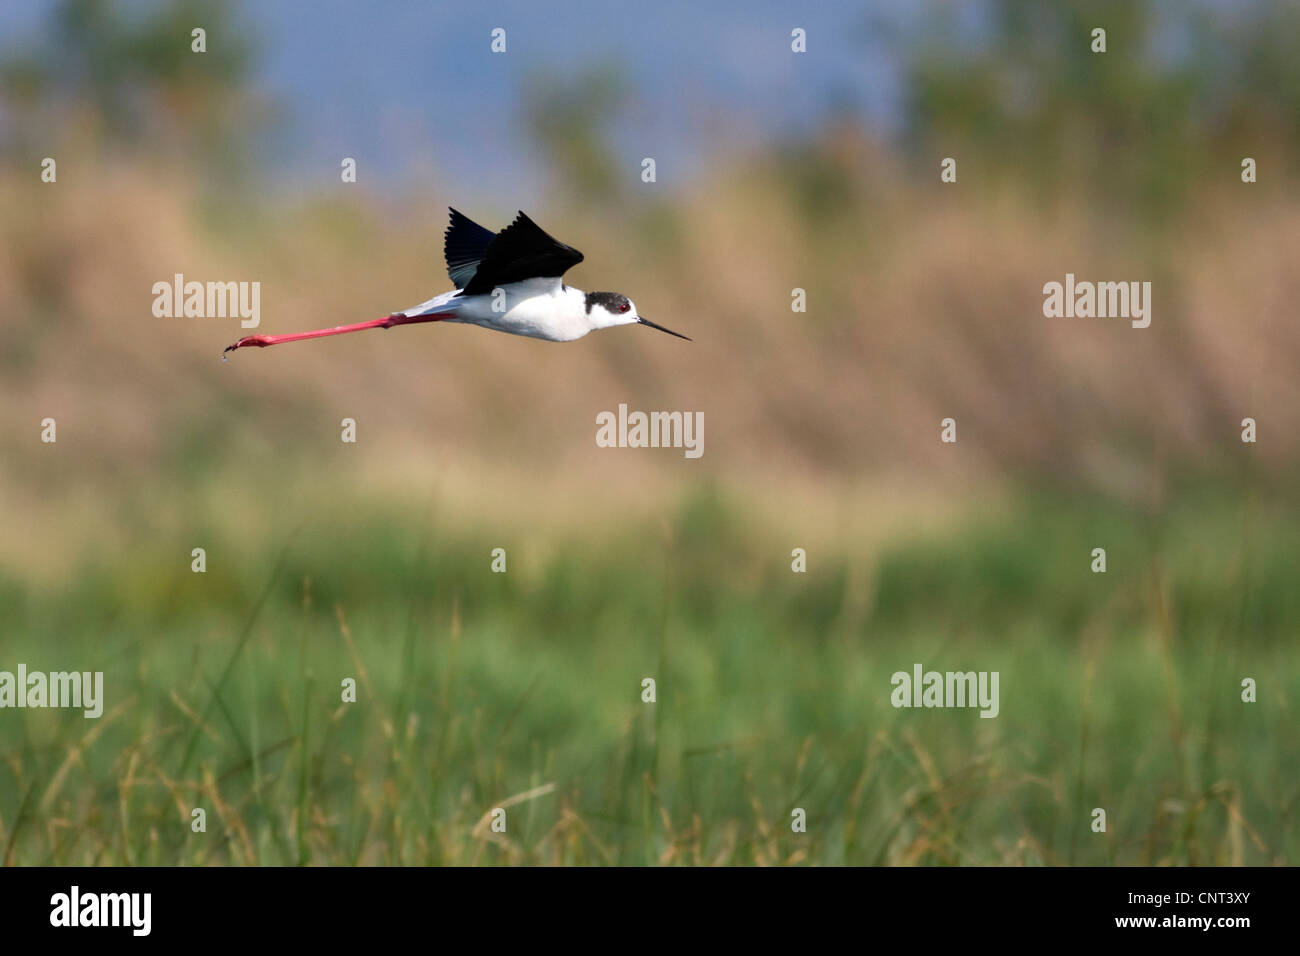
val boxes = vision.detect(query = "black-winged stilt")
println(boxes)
[224,208,690,355]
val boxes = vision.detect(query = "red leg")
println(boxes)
[224,312,455,354]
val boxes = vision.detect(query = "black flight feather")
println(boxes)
[444,207,498,290]
[459,211,584,296]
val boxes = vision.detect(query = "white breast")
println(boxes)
[456,279,590,341]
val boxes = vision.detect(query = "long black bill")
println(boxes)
[638,317,692,341]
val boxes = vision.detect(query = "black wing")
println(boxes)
[460,211,584,296]
[444,207,498,290]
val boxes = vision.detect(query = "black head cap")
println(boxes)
[585,291,631,314]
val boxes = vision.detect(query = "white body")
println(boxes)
[400,278,638,342]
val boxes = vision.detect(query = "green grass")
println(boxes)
[1,485,1296,865]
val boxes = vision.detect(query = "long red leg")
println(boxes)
[223,312,455,355]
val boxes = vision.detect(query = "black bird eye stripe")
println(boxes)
[584,291,630,314]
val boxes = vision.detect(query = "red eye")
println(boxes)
[619,303,630,313]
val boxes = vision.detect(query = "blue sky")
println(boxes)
[0,0,911,196]
[251,0,906,195]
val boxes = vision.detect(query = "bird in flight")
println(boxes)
[224,208,690,355]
